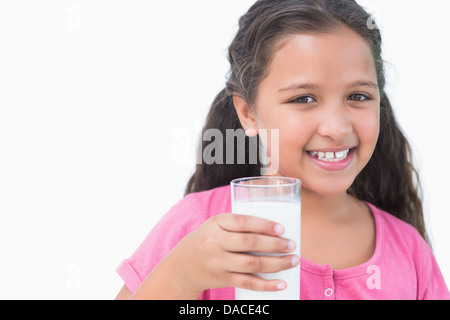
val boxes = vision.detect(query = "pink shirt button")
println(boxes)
[325,288,334,297]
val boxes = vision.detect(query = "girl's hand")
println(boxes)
[168,213,299,298]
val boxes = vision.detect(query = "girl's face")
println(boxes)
[237,28,380,195]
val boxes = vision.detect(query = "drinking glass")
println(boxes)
[231,176,301,300]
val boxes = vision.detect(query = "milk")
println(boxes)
[232,201,301,300]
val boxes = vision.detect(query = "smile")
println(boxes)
[306,147,356,171]
[308,149,350,162]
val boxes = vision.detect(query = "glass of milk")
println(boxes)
[231,176,301,300]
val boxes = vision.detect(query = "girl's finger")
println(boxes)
[226,252,299,274]
[229,273,287,292]
[222,232,296,254]
[215,213,285,236]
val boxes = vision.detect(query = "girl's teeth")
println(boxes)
[335,151,345,158]
[309,149,350,162]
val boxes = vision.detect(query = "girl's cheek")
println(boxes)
[364,110,380,140]
[355,109,380,155]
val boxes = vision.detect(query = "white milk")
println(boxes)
[232,201,301,300]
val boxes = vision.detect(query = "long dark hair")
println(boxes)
[185,0,427,242]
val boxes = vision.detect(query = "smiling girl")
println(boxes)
[116,0,449,299]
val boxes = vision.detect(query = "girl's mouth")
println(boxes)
[306,147,356,171]
[307,149,350,162]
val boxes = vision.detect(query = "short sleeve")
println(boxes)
[116,194,204,293]
[418,240,450,300]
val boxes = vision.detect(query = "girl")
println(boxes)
[116,0,449,299]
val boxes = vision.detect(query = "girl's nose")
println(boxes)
[317,105,353,141]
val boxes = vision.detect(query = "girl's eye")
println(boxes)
[291,96,316,104]
[289,94,372,104]
[348,94,371,102]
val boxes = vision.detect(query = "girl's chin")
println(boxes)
[270,169,356,195]
[300,179,354,196]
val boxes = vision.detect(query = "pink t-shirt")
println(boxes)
[116,185,450,300]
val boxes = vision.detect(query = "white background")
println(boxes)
[0,0,448,299]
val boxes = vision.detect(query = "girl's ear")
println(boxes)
[233,95,259,137]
